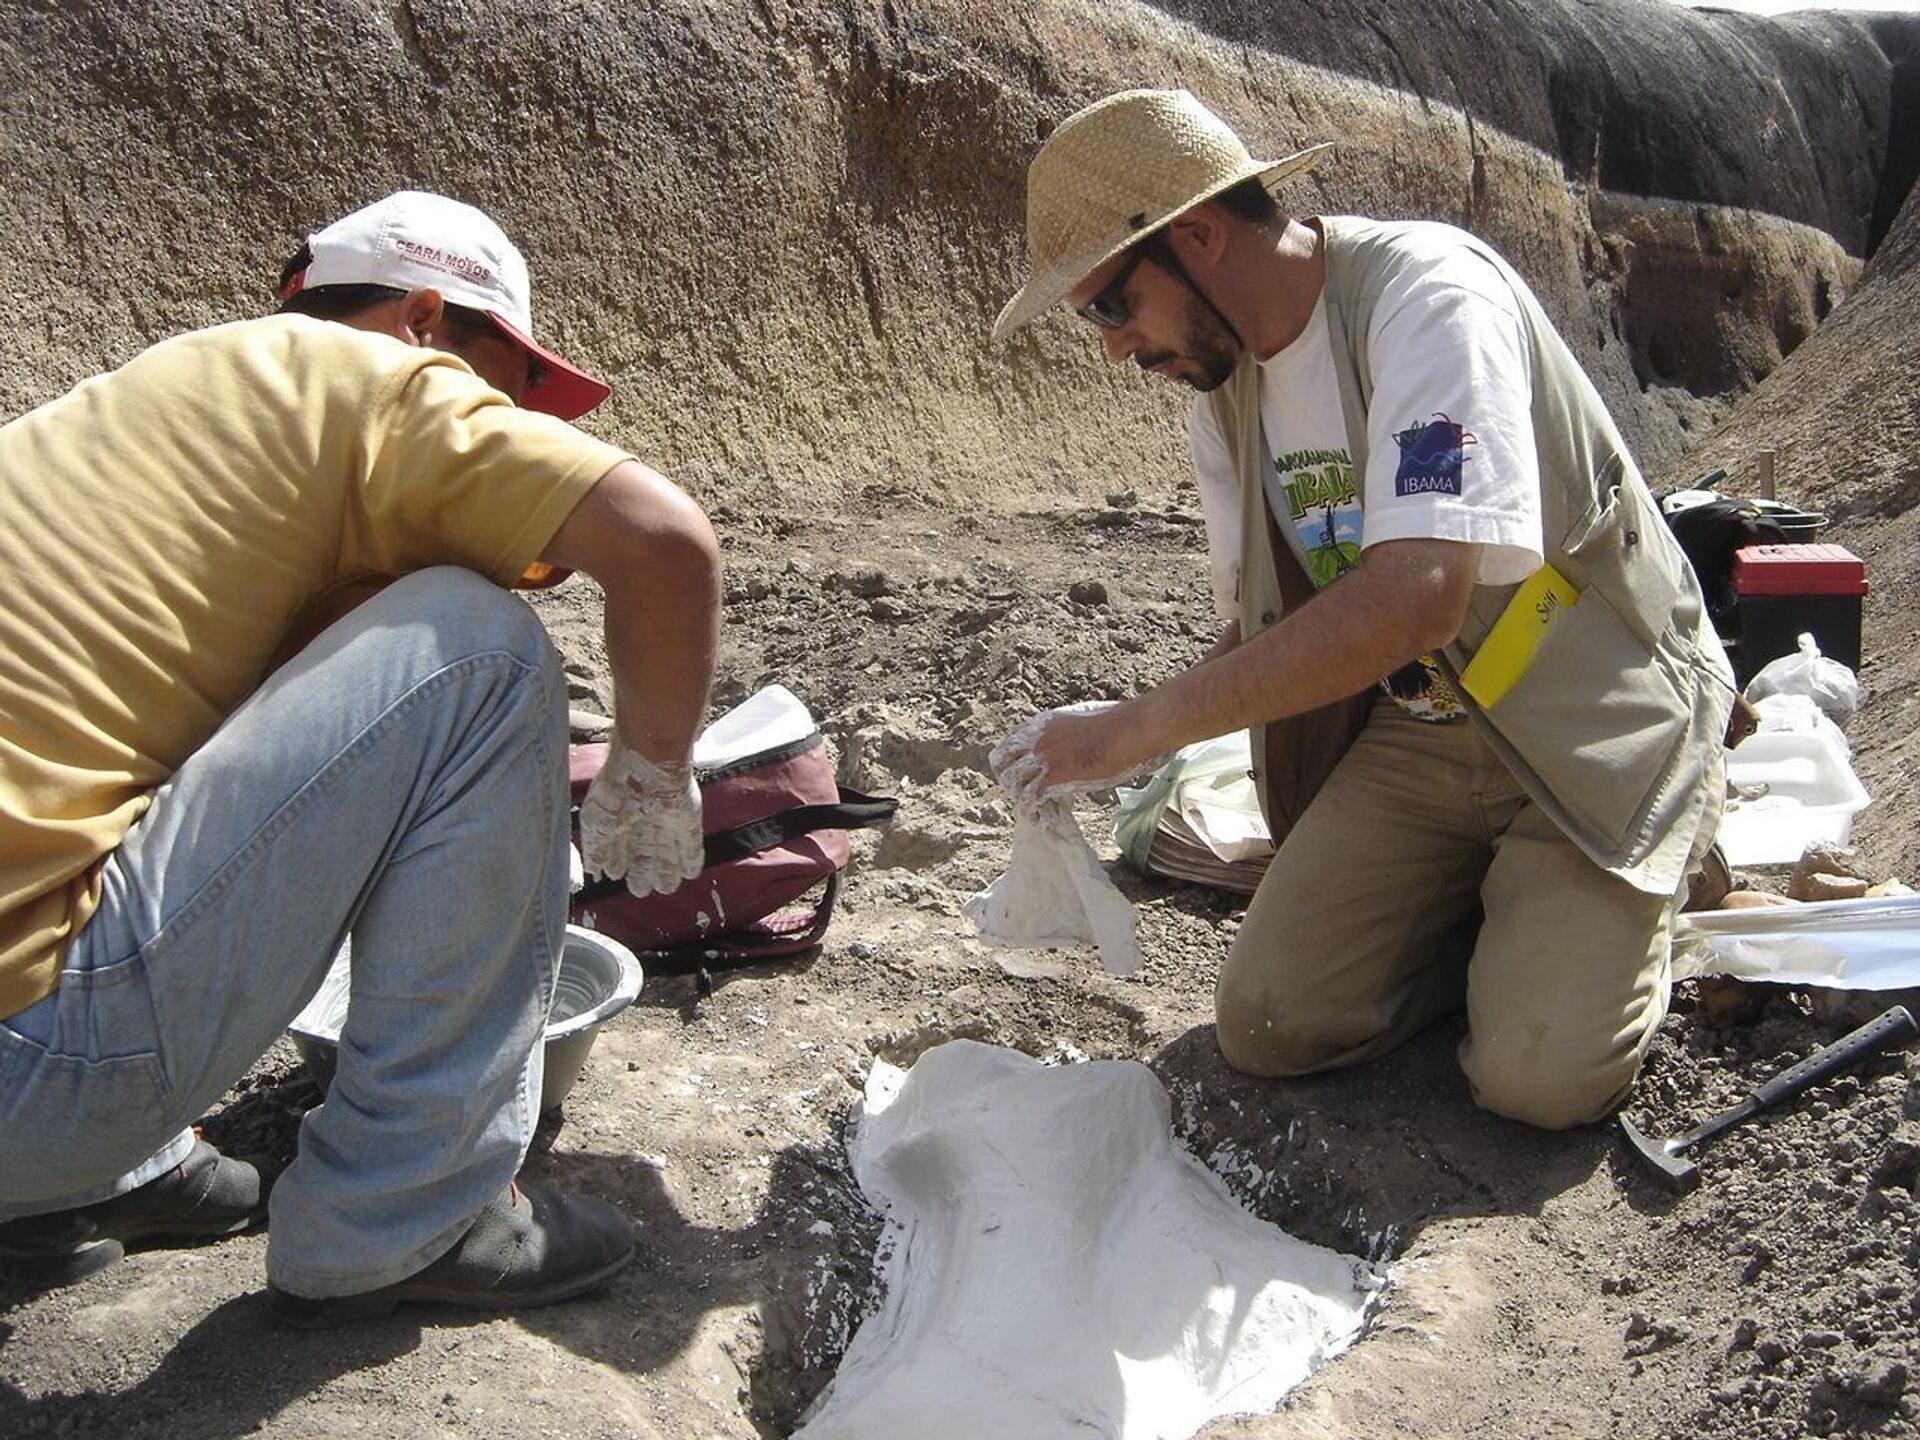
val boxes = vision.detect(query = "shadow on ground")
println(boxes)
[1153,1019,1613,1261]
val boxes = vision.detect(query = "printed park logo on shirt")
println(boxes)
[1393,414,1477,498]
[1275,447,1363,588]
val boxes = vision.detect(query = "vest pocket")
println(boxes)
[1479,583,1690,852]
[1555,464,1689,653]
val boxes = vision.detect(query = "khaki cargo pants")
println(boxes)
[1214,695,1686,1130]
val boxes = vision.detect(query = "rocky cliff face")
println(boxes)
[1669,176,1919,523]
[0,0,1912,503]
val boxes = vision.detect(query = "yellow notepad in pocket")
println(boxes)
[1459,563,1580,709]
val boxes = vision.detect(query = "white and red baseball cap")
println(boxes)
[279,190,611,421]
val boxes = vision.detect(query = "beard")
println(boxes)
[1135,287,1239,392]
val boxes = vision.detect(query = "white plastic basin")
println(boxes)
[288,925,644,1113]
[1719,729,1871,866]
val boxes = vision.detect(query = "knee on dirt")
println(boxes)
[1462,1040,1639,1131]
[1211,999,1374,1078]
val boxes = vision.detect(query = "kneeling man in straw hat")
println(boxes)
[0,191,719,1319]
[990,89,1735,1129]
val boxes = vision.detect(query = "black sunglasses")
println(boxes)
[1076,240,1161,330]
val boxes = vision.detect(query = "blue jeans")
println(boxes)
[0,569,570,1296]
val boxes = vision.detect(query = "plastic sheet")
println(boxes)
[1675,896,1920,989]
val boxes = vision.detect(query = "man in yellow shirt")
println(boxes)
[0,192,722,1325]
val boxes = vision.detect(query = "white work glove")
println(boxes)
[991,702,1164,811]
[578,741,705,898]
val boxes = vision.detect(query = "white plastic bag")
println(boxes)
[1115,733,1271,868]
[1745,633,1862,722]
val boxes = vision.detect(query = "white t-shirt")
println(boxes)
[1189,225,1546,717]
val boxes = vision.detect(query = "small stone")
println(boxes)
[1696,975,1769,1025]
[1730,1317,1760,1351]
[1092,509,1134,529]
[1855,1361,1909,1406]
[1803,1330,1844,1349]
[1067,579,1109,606]
[1756,1339,1790,1366]
[568,707,615,737]
[1717,889,1797,908]
[1620,1320,1697,1351]
[828,569,890,598]
[1790,840,1873,895]
[1872,1127,1920,1191]
[1797,871,1871,902]
[868,597,909,623]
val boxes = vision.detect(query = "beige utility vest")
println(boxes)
[1215,217,1735,897]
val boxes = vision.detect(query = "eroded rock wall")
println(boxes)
[0,0,1908,507]
[1660,179,1920,524]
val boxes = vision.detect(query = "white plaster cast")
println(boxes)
[965,800,1145,976]
[795,1041,1382,1440]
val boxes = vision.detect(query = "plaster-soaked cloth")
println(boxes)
[793,1041,1383,1440]
[964,798,1143,976]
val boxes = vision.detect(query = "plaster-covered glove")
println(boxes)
[991,702,1163,811]
[579,741,705,898]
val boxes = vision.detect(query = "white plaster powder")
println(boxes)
[795,1041,1383,1439]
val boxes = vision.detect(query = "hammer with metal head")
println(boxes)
[1619,1004,1918,1192]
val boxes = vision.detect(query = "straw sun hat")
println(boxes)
[991,89,1331,342]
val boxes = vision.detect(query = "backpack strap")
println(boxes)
[640,872,844,975]
[702,786,898,864]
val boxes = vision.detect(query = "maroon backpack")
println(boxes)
[569,690,894,973]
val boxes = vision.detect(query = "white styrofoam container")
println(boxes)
[1718,729,1871,866]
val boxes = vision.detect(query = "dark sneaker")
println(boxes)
[0,1140,259,1291]
[85,1139,262,1242]
[0,1210,123,1290]
[267,1182,635,1328]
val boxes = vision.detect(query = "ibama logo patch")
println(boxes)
[1393,414,1477,498]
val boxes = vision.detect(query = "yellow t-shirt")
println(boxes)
[0,315,631,1017]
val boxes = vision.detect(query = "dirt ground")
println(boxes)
[2,476,1917,1439]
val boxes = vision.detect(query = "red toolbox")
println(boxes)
[1730,542,1867,685]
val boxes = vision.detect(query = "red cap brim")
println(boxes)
[485,314,612,422]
